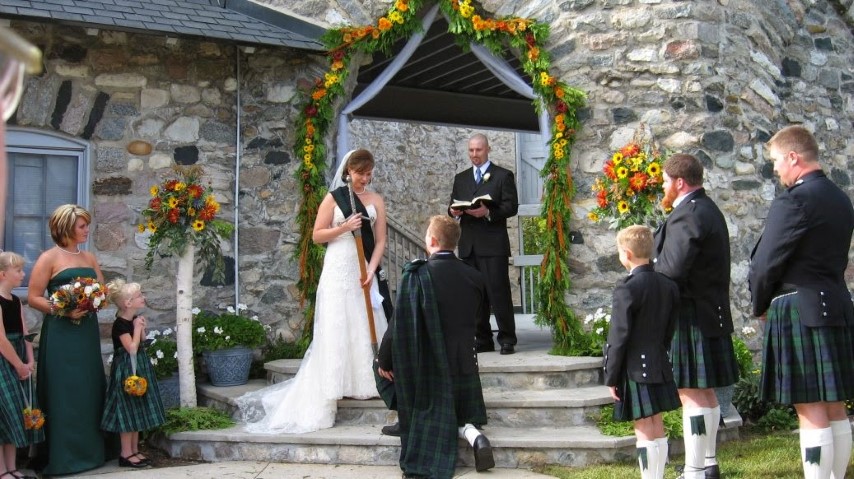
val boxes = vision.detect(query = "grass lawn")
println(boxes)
[537,427,853,479]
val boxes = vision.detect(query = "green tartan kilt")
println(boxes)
[100,348,165,433]
[0,334,45,446]
[760,293,854,405]
[613,374,681,422]
[670,300,739,389]
[452,373,487,427]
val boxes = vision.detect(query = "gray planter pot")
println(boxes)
[714,385,735,417]
[203,346,254,386]
[158,373,180,409]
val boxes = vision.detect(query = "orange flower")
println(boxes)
[629,172,648,192]
[603,161,617,180]
[555,87,565,99]
[306,124,315,137]
[378,17,392,31]
[597,189,608,208]
[331,60,344,71]
[621,143,640,157]
[527,46,539,61]
[312,89,326,100]
[395,0,408,11]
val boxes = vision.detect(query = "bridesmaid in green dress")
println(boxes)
[27,204,109,475]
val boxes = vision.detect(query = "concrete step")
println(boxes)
[198,380,614,428]
[264,354,604,391]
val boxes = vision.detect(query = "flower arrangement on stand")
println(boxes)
[140,165,234,281]
[589,128,668,230]
[291,0,586,353]
[49,277,108,324]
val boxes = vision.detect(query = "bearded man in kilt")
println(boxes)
[749,125,854,479]
[653,153,739,479]
[377,215,493,479]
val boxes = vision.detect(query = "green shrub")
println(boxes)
[756,406,798,432]
[192,305,266,354]
[732,374,769,423]
[248,334,308,379]
[152,407,234,436]
[731,335,754,379]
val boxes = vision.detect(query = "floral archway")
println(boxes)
[292,0,586,354]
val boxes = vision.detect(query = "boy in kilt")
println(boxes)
[0,252,43,479]
[749,125,854,479]
[377,215,494,478]
[101,279,164,468]
[653,153,739,479]
[604,225,681,479]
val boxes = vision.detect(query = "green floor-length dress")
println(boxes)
[36,267,108,475]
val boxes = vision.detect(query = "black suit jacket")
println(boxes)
[653,188,733,337]
[603,264,680,386]
[449,163,519,258]
[378,251,487,376]
[749,170,854,326]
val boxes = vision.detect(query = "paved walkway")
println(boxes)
[64,461,555,478]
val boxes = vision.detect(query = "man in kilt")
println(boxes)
[604,225,681,479]
[653,153,739,479]
[377,215,494,478]
[749,125,854,479]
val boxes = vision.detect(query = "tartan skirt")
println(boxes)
[0,333,45,446]
[670,301,739,389]
[759,292,854,405]
[452,373,487,427]
[613,374,681,422]
[101,348,166,433]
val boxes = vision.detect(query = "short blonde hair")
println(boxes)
[616,225,653,259]
[427,215,461,250]
[106,278,141,307]
[767,125,819,163]
[0,251,25,272]
[48,204,92,247]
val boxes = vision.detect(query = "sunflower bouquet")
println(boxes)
[23,407,45,430]
[139,165,234,282]
[123,375,148,396]
[588,130,668,230]
[49,277,109,324]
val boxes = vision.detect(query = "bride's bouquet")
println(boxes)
[49,277,108,325]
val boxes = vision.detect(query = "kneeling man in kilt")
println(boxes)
[750,125,854,479]
[377,215,494,479]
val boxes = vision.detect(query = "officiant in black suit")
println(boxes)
[449,133,519,355]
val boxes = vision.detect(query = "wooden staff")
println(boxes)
[347,177,379,356]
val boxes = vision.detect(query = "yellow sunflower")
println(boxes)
[647,162,661,177]
[192,220,205,232]
[149,185,159,197]
[616,166,629,179]
[617,201,630,214]
[167,197,179,208]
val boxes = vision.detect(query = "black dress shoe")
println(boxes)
[476,343,495,353]
[705,464,721,478]
[472,434,495,472]
[499,344,515,355]
[382,422,401,437]
[119,456,149,468]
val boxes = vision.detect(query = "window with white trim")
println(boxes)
[3,128,91,288]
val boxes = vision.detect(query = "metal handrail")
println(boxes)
[382,215,426,302]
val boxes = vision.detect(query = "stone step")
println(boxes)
[198,380,614,428]
[155,423,635,469]
[264,354,604,391]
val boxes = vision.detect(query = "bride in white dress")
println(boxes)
[236,149,389,433]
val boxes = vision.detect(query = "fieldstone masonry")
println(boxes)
[7,0,854,355]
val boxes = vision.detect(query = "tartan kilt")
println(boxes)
[0,334,45,446]
[670,301,739,389]
[613,374,681,422]
[451,373,487,427]
[759,293,854,405]
[101,348,165,433]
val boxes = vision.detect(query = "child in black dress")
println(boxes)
[101,279,164,468]
[0,252,43,479]
[603,226,681,479]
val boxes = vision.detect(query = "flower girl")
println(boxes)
[101,279,164,468]
[0,252,43,479]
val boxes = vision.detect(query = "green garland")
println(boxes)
[292,0,586,353]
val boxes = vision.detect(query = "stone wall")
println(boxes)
[8,20,328,341]
[7,0,854,350]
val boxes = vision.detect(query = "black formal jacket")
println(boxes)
[749,170,854,326]
[449,163,519,258]
[378,251,487,376]
[653,188,733,337]
[603,264,680,386]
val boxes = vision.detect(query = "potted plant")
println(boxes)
[192,305,266,386]
[146,328,179,409]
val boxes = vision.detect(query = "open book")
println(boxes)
[450,194,493,210]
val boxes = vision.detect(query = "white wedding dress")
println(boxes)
[236,204,388,433]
